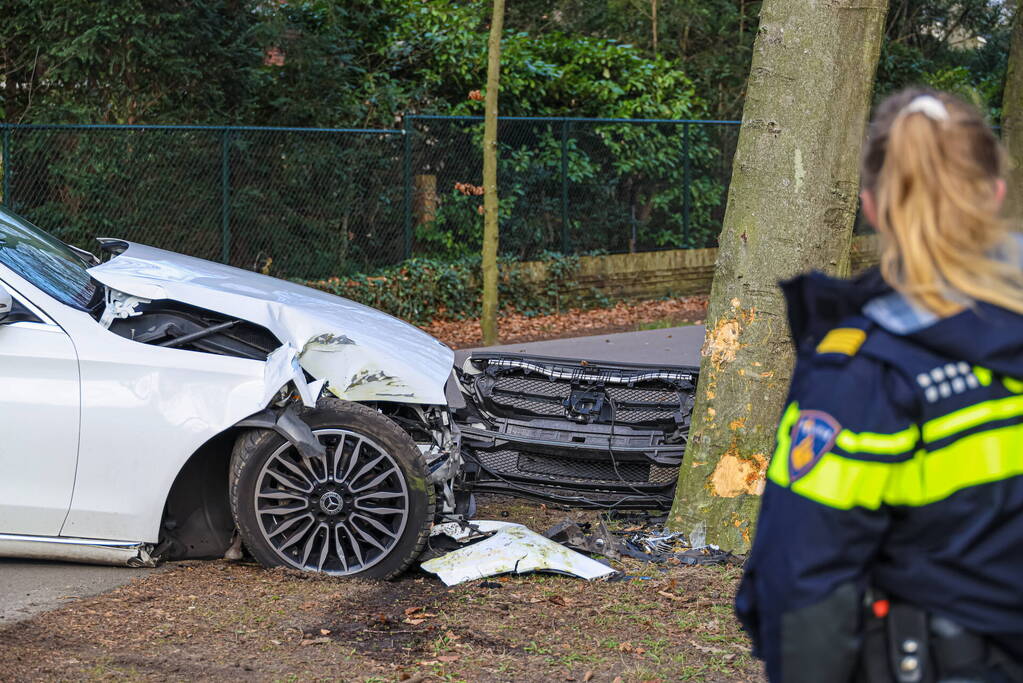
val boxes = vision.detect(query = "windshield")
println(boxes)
[0,207,98,311]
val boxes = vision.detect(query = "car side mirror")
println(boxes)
[0,285,11,323]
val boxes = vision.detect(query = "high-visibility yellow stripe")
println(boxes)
[835,425,919,455]
[768,402,917,489]
[768,402,800,488]
[816,328,867,356]
[789,453,890,509]
[768,399,1023,509]
[1003,376,1023,394]
[788,423,1023,510]
[922,394,1023,443]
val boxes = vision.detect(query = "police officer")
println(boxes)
[736,88,1023,682]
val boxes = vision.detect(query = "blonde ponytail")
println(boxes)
[862,88,1023,316]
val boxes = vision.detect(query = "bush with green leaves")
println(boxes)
[307,252,596,325]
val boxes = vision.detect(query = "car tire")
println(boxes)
[230,397,434,579]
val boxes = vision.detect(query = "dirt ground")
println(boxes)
[0,497,762,683]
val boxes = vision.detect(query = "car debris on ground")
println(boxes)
[420,520,617,586]
[418,512,738,586]
[543,516,739,566]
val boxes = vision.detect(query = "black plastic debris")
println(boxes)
[542,516,739,566]
[543,519,620,560]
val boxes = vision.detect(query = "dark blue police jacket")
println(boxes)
[735,267,1023,682]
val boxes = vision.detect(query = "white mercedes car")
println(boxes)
[0,207,697,578]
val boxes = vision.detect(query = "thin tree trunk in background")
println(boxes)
[739,0,745,45]
[480,0,505,346]
[668,0,889,553]
[651,0,658,57]
[1004,7,1023,228]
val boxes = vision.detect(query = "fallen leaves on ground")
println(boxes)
[0,495,763,683]
[419,296,707,349]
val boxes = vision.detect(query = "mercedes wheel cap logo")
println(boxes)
[319,491,343,515]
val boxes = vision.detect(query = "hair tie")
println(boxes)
[901,95,950,122]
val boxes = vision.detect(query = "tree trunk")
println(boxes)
[413,174,438,227]
[668,0,889,553]
[651,0,658,57]
[480,0,505,346]
[1004,7,1023,228]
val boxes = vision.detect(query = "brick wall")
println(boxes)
[515,235,880,304]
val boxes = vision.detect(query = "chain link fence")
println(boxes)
[0,117,740,280]
[409,116,739,261]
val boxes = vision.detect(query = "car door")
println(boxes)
[0,280,81,537]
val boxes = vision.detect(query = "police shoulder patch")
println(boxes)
[789,410,841,482]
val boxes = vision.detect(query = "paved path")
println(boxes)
[0,559,153,625]
[1,325,706,626]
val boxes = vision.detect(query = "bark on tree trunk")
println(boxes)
[480,0,505,346]
[651,0,658,57]
[668,0,889,552]
[1004,7,1023,228]
[413,174,438,227]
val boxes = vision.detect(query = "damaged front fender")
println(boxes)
[298,333,424,402]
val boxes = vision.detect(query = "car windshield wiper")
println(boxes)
[66,244,100,267]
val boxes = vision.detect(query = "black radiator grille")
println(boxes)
[488,374,682,424]
[473,448,680,486]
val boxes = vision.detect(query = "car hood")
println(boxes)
[88,242,454,405]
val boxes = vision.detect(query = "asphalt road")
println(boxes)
[1,325,705,626]
[0,559,154,625]
[453,324,705,367]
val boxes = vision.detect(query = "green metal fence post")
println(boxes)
[560,120,570,254]
[220,129,231,264]
[403,116,413,260]
[682,122,691,246]
[2,126,10,206]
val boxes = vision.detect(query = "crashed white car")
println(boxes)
[0,207,698,578]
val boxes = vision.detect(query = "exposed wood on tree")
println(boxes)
[668,0,889,552]
[1005,7,1023,227]
[481,0,505,346]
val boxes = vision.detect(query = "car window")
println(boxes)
[0,208,98,311]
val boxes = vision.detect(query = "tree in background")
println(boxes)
[480,0,505,346]
[1005,6,1023,226]
[3,1,1012,127]
[0,0,263,124]
[506,0,1015,123]
[668,0,889,552]
[504,0,760,121]
[875,0,1013,113]
[1,0,705,126]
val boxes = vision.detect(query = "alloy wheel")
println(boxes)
[253,429,411,575]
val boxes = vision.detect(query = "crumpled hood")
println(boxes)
[88,241,454,404]
[783,267,1023,378]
